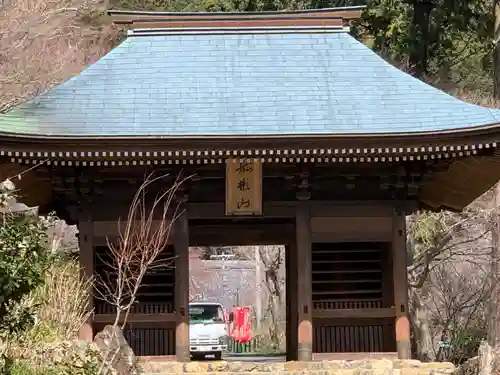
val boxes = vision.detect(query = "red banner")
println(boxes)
[229,306,251,343]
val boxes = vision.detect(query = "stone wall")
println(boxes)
[141,359,456,375]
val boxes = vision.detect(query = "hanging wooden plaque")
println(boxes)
[225,158,262,216]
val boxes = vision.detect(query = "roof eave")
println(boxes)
[1,121,500,144]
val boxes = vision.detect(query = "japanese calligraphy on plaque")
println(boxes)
[225,158,262,216]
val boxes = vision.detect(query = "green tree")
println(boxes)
[0,180,53,338]
[354,0,492,91]
[493,0,500,97]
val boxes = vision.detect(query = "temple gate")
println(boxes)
[1,7,500,362]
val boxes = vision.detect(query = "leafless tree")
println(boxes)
[94,172,189,326]
[189,247,256,307]
[481,182,500,375]
[0,0,119,112]
[427,263,489,363]
[258,245,285,350]
[407,206,493,362]
[94,172,189,373]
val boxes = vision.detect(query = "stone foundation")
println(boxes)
[140,359,456,375]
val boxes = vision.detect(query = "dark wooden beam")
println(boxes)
[312,307,396,319]
[50,161,436,185]
[87,199,418,222]
[94,313,176,324]
[189,223,294,246]
[187,201,295,219]
[188,201,413,219]
[49,161,432,221]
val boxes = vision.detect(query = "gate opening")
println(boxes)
[189,244,287,359]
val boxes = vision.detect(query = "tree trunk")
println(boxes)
[494,0,500,98]
[259,246,284,349]
[255,246,262,330]
[479,340,494,375]
[408,0,435,78]
[410,290,435,361]
[484,183,500,374]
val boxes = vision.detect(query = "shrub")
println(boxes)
[0,180,56,374]
[6,343,101,375]
[0,194,54,337]
[6,360,40,375]
[25,340,101,375]
[0,181,97,374]
[5,257,93,369]
[30,258,92,341]
[446,324,486,365]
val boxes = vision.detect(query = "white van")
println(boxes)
[189,302,229,360]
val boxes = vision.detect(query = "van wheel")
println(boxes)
[214,352,222,360]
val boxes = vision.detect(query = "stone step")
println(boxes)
[139,359,456,375]
[142,372,453,375]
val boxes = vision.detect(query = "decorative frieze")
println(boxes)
[5,141,496,166]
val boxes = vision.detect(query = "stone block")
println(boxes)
[284,361,310,371]
[369,360,395,369]
[183,361,210,373]
[94,325,139,375]
[322,360,345,370]
[210,361,230,372]
[138,358,457,375]
[400,368,441,375]
[393,360,422,369]
[346,360,368,369]
[141,361,183,373]
[420,363,455,369]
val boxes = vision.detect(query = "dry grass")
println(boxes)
[0,0,121,112]
[454,89,500,108]
[7,259,92,359]
[252,317,286,353]
[34,259,92,340]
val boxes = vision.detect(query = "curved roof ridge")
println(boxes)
[108,6,367,16]
[2,31,500,138]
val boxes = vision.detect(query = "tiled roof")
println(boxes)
[2,28,500,137]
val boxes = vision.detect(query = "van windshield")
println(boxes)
[189,305,225,323]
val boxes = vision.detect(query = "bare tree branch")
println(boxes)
[0,0,120,112]
[93,171,191,374]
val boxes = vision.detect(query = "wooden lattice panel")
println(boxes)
[93,245,175,314]
[313,324,384,353]
[311,242,385,306]
[124,327,175,356]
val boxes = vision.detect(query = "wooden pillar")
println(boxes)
[174,208,190,362]
[78,206,94,342]
[392,208,411,359]
[286,242,299,361]
[296,199,312,361]
[381,242,395,351]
